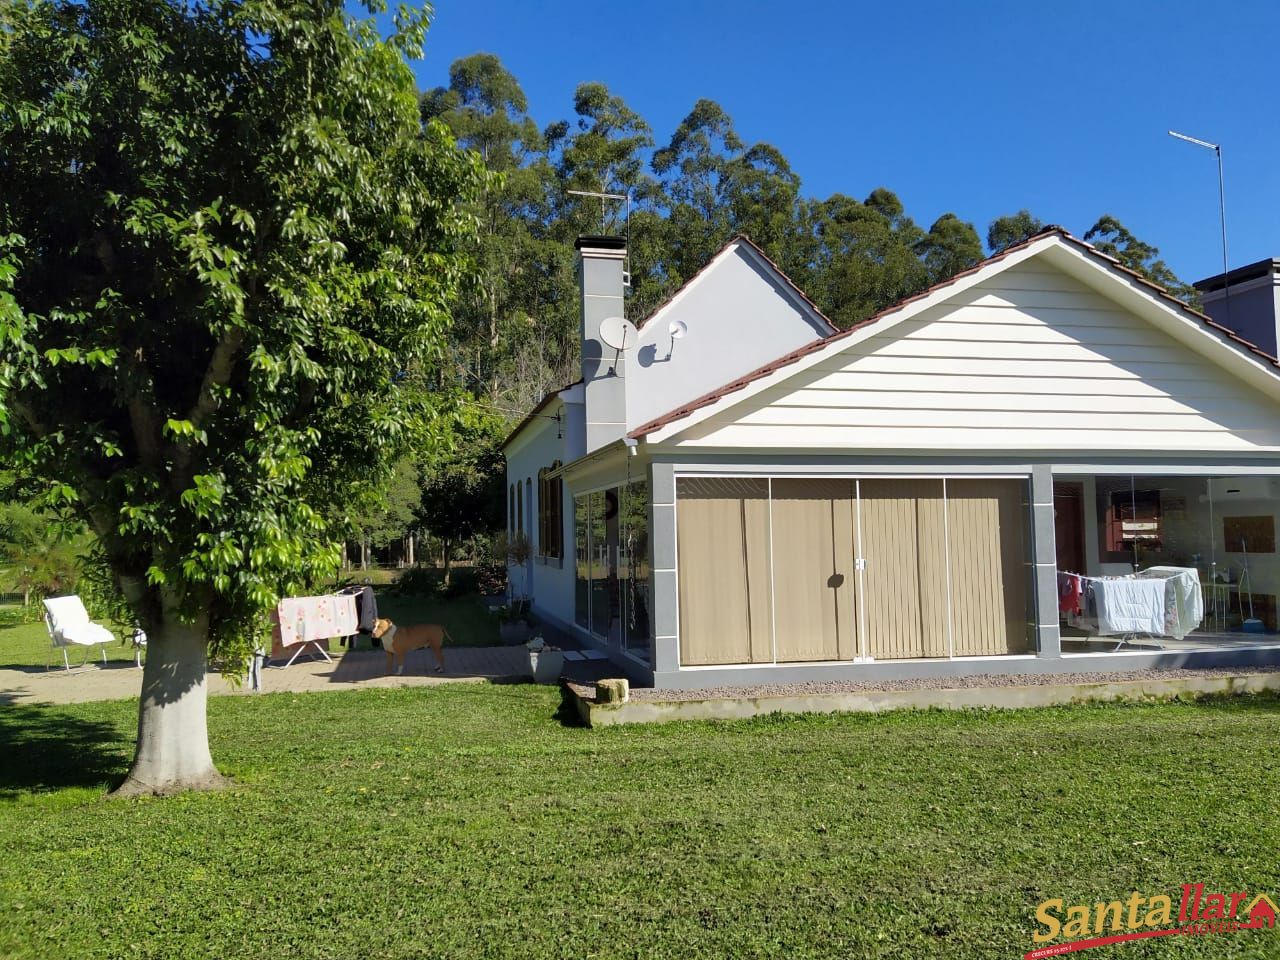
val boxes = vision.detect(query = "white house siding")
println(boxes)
[503,408,576,625]
[673,261,1280,452]
[625,243,830,431]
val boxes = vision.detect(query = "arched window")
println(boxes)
[509,484,515,534]
[516,482,523,540]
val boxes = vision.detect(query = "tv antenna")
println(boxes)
[567,188,633,291]
[566,189,629,233]
[1168,130,1229,322]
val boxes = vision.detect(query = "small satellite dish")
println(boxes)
[669,319,688,340]
[599,316,638,351]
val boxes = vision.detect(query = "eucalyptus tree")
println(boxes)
[652,99,743,284]
[918,213,984,282]
[0,0,482,793]
[986,209,1046,253]
[422,53,560,396]
[809,189,931,328]
[1084,215,1198,302]
[722,143,808,274]
[550,82,671,324]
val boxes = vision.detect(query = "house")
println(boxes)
[503,228,1280,689]
[1245,893,1277,929]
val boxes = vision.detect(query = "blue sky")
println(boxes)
[405,1,1277,283]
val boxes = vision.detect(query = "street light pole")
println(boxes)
[1169,130,1229,321]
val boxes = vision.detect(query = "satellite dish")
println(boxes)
[599,316,638,351]
[668,319,688,340]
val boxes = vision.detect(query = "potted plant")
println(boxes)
[525,635,563,684]
[495,603,532,645]
[503,530,532,602]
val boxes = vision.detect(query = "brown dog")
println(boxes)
[371,617,449,676]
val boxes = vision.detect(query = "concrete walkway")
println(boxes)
[0,647,530,706]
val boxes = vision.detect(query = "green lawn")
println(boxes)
[0,612,137,670]
[1,688,1278,959]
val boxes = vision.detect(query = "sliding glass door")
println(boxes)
[573,481,652,663]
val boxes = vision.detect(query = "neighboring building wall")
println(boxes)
[1196,260,1280,359]
[679,262,1280,452]
[1200,281,1278,356]
[625,243,831,430]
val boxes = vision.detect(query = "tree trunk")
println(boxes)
[341,542,348,571]
[407,533,415,567]
[442,539,452,588]
[114,619,225,796]
[361,537,368,570]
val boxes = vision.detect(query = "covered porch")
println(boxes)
[643,458,1280,690]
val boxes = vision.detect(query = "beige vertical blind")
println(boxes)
[946,479,1031,655]
[676,478,772,665]
[858,479,949,660]
[770,479,857,662]
[674,474,1033,666]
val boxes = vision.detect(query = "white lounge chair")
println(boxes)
[43,595,115,670]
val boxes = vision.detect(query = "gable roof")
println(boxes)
[637,234,840,336]
[502,234,838,453]
[629,227,1280,441]
[499,379,580,451]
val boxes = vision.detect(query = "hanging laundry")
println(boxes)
[336,585,378,632]
[1092,578,1166,636]
[277,594,359,647]
[1058,572,1084,615]
[1134,566,1204,639]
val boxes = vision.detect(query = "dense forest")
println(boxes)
[424,53,1199,419]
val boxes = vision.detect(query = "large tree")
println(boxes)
[0,0,482,793]
[415,406,504,587]
[809,189,930,328]
[651,99,742,285]
[422,54,562,400]
[986,209,1046,254]
[918,213,984,282]
[1084,214,1198,302]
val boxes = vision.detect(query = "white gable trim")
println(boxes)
[638,238,836,338]
[644,235,1280,445]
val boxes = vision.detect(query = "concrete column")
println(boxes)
[648,461,679,676]
[1031,464,1061,658]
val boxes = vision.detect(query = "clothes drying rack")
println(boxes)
[1058,568,1203,651]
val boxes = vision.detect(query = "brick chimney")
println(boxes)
[575,235,628,451]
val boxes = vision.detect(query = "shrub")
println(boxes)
[0,604,41,627]
[442,566,478,599]
[395,567,439,597]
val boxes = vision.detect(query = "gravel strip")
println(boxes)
[577,666,1280,703]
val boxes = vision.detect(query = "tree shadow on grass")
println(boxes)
[0,703,130,798]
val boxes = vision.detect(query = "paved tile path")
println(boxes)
[0,647,531,706]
